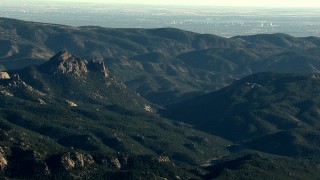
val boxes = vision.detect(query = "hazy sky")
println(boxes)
[48,0,320,7]
[9,0,320,8]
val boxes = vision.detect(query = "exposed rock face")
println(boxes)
[0,147,7,170]
[58,50,72,61]
[45,51,89,76]
[0,90,13,96]
[0,72,10,79]
[58,60,88,76]
[101,156,128,170]
[0,75,46,98]
[144,104,154,113]
[61,154,75,170]
[60,152,94,170]
[38,99,46,105]
[110,158,122,169]
[66,100,78,107]
[43,51,110,77]
[153,156,176,167]
[154,156,171,163]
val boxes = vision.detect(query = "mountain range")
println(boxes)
[1,17,320,179]
[2,17,320,105]
[0,51,231,179]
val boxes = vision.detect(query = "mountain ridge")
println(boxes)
[1,51,153,113]
[3,17,320,104]
[41,50,110,77]
[164,72,320,159]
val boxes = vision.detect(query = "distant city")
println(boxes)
[1,2,320,37]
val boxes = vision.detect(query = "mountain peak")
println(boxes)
[49,50,73,63]
[46,51,88,76]
[42,51,109,77]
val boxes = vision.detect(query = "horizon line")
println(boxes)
[2,1,320,8]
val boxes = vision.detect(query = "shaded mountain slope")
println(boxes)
[164,72,320,158]
[232,33,320,49]
[203,152,320,180]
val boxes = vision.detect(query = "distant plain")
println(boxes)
[1,2,320,37]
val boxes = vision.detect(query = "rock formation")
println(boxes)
[0,72,10,79]
[42,50,110,77]
[0,147,7,170]
[60,152,94,170]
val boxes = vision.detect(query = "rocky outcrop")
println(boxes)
[0,90,13,97]
[42,51,110,77]
[144,104,154,113]
[153,156,171,163]
[101,157,123,169]
[0,74,46,98]
[0,72,10,79]
[110,158,122,169]
[46,51,89,76]
[38,99,46,105]
[66,100,78,107]
[0,147,7,170]
[60,152,94,170]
